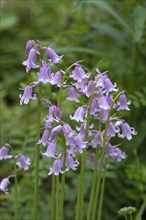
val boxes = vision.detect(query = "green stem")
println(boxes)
[33,83,42,220]
[97,161,107,220]
[130,214,133,220]
[86,146,100,220]
[87,111,102,220]
[92,92,122,220]
[60,138,67,220]
[51,175,56,220]
[75,88,95,220]
[124,214,129,220]
[14,158,18,220]
[56,176,60,220]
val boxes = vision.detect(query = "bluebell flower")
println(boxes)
[117,93,131,111]
[0,177,11,194]
[0,144,12,160]
[22,48,40,73]
[50,71,64,87]
[16,154,31,170]
[65,155,79,171]
[71,65,90,82]
[105,143,127,161]
[41,142,56,158]
[70,107,85,122]
[25,40,35,54]
[19,85,37,105]
[118,122,137,140]
[37,129,49,146]
[67,86,80,102]
[48,159,64,176]
[46,47,63,64]
[37,65,52,84]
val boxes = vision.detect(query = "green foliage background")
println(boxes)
[0,0,146,220]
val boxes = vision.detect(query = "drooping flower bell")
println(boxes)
[0,177,11,194]
[105,143,127,161]
[118,122,137,140]
[22,48,40,73]
[117,93,131,111]
[25,40,35,54]
[48,159,64,175]
[67,86,80,103]
[19,85,37,105]
[50,71,63,87]
[16,154,31,170]
[41,142,56,158]
[65,155,79,171]
[70,106,85,122]
[37,129,49,146]
[37,65,52,84]
[0,144,12,160]
[46,47,63,64]
[71,65,90,82]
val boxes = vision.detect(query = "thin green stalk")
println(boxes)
[75,88,96,220]
[33,83,42,220]
[60,138,67,220]
[97,161,107,220]
[86,146,100,220]
[56,176,60,220]
[87,112,102,220]
[92,92,122,220]
[14,158,18,220]
[130,214,133,220]
[124,214,129,220]
[51,175,56,220]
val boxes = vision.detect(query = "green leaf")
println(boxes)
[85,1,131,31]
[0,15,18,31]
[133,5,146,43]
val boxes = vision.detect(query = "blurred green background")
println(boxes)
[0,0,146,220]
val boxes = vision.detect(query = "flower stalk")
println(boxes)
[33,83,42,220]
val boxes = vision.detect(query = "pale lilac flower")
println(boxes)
[99,95,110,110]
[47,105,62,122]
[16,154,31,170]
[67,86,80,102]
[71,65,90,82]
[19,85,37,105]
[104,77,117,92]
[90,131,102,148]
[105,143,127,161]
[46,47,63,63]
[49,125,62,141]
[38,65,52,84]
[90,98,100,115]
[25,40,35,54]
[118,122,137,140]
[37,129,49,146]
[41,142,56,158]
[22,48,40,73]
[0,177,10,194]
[100,109,109,123]
[70,135,87,155]
[70,107,85,122]
[81,81,95,97]
[65,155,79,171]
[107,122,120,138]
[48,159,64,175]
[50,71,63,87]
[73,78,87,90]
[117,93,131,111]
[0,144,12,160]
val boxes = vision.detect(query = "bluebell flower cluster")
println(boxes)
[19,40,137,176]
